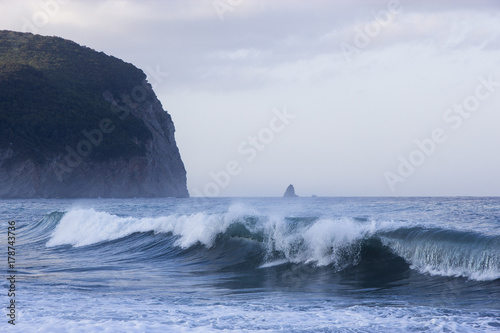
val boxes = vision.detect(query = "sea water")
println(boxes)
[1,197,499,332]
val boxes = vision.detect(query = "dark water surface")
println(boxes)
[1,197,499,332]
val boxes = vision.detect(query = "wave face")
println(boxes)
[380,227,500,281]
[7,197,500,332]
[38,206,500,282]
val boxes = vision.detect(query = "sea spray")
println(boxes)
[379,227,500,281]
[8,197,500,332]
[43,206,500,281]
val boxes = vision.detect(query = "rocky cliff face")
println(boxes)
[0,31,188,198]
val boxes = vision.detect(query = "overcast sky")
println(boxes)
[2,0,500,197]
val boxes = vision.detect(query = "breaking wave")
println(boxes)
[29,207,500,281]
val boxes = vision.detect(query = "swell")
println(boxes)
[379,227,500,281]
[31,208,500,281]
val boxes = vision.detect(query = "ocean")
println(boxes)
[1,197,499,332]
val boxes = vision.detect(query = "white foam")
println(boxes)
[46,208,400,271]
[262,216,381,268]
[46,208,233,248]
[14,295,500,333]
[303,218,375,266]
[56,206,497,280]
[381,235,500,281]
[413,265,500,282]
[258,259,289,268]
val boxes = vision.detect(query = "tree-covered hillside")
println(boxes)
[0,31,152,163]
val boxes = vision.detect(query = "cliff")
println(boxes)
[0,31,188,198]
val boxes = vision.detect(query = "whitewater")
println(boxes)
[1,197,499,332]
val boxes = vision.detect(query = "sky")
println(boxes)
[1,0,500,197]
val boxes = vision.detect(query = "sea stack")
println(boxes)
[0,31,188,198]
[283,184,298,198]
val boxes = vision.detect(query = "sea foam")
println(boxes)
[45,207,500,281]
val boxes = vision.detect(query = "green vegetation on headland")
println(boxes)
[0,30,152,163]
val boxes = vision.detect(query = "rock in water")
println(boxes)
[283,184,298,198]
[0,31,188,198]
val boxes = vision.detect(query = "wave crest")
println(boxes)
[46,208,233,248]
[380,227,500,281]
[43,207,500,281]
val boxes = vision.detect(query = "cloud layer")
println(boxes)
[2,0,500,196]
